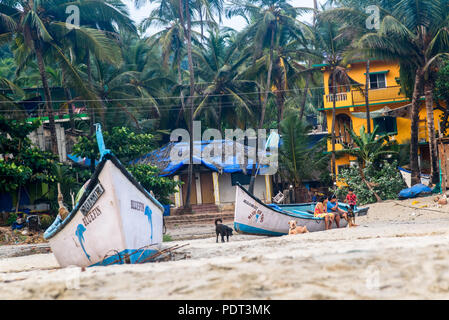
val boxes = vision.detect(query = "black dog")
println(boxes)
[215,218,233,243]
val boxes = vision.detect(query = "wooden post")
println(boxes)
[265,175,272,203]
[173,175,182,208]
[439,140,447,193]
[212,172,220,206]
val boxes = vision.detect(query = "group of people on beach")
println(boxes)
[313,189,358,229]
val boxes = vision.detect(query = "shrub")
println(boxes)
[336,161,406,205]
[6,213,17,226]
[40,214,55,230]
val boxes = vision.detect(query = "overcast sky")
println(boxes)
[123,0,321,35]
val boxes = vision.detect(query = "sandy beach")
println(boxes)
[1,195,449,299]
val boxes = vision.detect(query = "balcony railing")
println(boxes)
[352,86,405,105]
[326,92,349,103]
[324,86,406,109]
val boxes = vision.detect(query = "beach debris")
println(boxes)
[138,243,190,263]
[100,243,190,266]
[0,226,46,245]
[438,195,448,205]
[434,196,440,202]
[412,200,420,205]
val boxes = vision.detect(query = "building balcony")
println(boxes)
[323,86,407,110]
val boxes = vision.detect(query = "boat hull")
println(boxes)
[46,159,164,268]
[234,185,368,236]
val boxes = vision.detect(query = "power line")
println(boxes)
[0,85,331,105]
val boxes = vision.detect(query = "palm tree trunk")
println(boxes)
[410,68,423,186]
[248,87,264,194]
[184,0,195,211]
[35,44,59,156]
[358,164,382,202]
[247,24,275,195]
[175,60,186,127]
[365,60,371,133]
[61,68,75,131]
[86,51,96,174]
[299,73,311,121]
[424,81,439,184]
[276,90,283,133]
[262,27,275,129]
[217,96,222,131]
[331,70,337,182]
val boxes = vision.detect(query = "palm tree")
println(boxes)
[0,0,132,156]
[143,0,223,210]
[227,0,311,132]
[358,0,449,185]
[313,15,355,181]
[193,28,256,129]
[141,0,189,126]
[320,1,376,133]
[91,38,173,130]
[278,114,329,201]
[340,125,398,202]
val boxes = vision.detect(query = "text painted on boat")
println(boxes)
[82,206,102,227]
[131,200,144,212]
[243,199,264,223]
[80,183,104,216]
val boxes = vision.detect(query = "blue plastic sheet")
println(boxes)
[398,183,432,199]
[132,140,274,177]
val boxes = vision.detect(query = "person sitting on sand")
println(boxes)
[327,195,350,228]
[314,196,334,230]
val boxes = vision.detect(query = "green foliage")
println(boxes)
[40,214,55,230]
[6,213,17,226]
[0,161,32,192]
[0,115,58,194]
[73,126,180,204]
[72,127,157,163]
[163,234,173,242]
[340,125,399,166]
[127,164,181,205]
[278,114,330,187]
[336,161,406,205]
[435,60,449,103]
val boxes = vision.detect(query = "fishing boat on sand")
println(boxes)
[44,124,164,268]
[234,183,369,236]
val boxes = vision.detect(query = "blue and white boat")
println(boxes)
[44,124,164,268]
[234,184,369,236]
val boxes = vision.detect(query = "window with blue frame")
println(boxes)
[373,116,397,135]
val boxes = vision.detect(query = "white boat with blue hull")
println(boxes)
[234,184,369,236]
[44,124,164,268]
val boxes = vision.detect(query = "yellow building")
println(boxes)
[317,60,445,179]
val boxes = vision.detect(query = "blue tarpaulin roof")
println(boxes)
[131,139,275,177]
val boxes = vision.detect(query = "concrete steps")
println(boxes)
[172,204,222,215]
[165,211,234,226]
